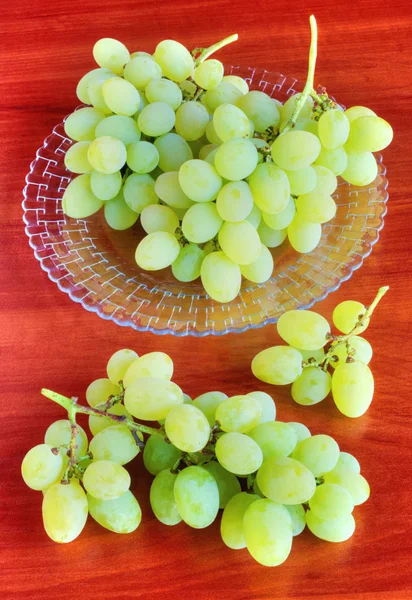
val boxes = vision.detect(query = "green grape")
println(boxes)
[277,309,331,350]
[174,466,219,528]
[199,144,218,160]
[294,347,325,363]
[172,243,205,282]
[287,422,311,443]
[83,460,130,500]
[86,378,120,407]
[205,81,244,111]
[88,403,133,436]
[215,432,263,475]
[153,40,194,82]
[179,159,222,203]
[280,93,314,122]
[213,103,250,141]
[165,404,210,452]
[138,102,176,137]
[193,391,228,426]
[249,422,297,459]
[87,136,126,174]
[216,181,254,222]
[45,420,88,459]
[123,173,158,213]
[284,503,306,536]
[90,170,122,200]
[130,51,152,59]
[287,214,321,253]
[246,202,262,229]
[222,75,249,95]
[218,220,261,265]
[150,470,182,525]
[107,348,138,385]
[314,146,347,176]
[333,300,369,334]
[193,59,224,89]
[262,196,295,230]
[214,138,258,181]
[247,391,276,423]
[124,377,183,420]
[175,101,209,141]
[309,483,354,520]
[346,115,393,152]
[64,107,106,142]
[306,510,355,542]
[236,91,280,133]
[126,141,159,174]
[249,163,290,214]
[344,105,376,123]
[205,120,223,145]
[202,462,241,509]
[256,456,316,504]
[216,395,262,434]
[155,171,193,208]
[123,352,173,386]
[95,115,141,146]
[21,444,63,491]
[42,482,88,543]
[318,109,350,150]
[200,251,241,302]
[312,165,338,195]
[243,499,293,566]
[101,77,140,116]
[135,91,149,116]
[104,190,139,230]
[93,38,130,74]
[271,131,321,171]
[337,452,361,474]
[143,435,181,475]
[135,231,180,270]
[141,204,179,235]
[145,78,182,110]
[87,74,115,114]
[76,67,114,104]
[257,222,287,248]
[324,464,369,505]
[252,346,303,385]
[88,490,142,533]
[332,361,374,418]
[240,244,273,283]
[341,150,378,186]
[221,492,260,549]
[179,78,198,96]
[291,434,340,477]
[291,367,332,405]
[123,55,162,90]
[64,142,92,174]
[285,167,317,196]
[89,424,141,465]
[182,202,223,243]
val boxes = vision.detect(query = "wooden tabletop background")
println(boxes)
[1,0,412,598]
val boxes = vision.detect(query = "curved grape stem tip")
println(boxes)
[194,34,238,65]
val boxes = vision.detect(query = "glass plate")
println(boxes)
[22,66,389,337]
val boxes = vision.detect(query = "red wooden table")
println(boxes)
[1,1,412,598]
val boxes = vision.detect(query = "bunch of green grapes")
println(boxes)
[61,28,393,304]
[22,346,370,567]
[252,287,388,418]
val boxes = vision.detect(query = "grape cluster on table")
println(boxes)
[22,347,370,567]
[62,36,393,303]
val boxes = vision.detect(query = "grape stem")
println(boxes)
[194,34,238,66]
[302,286,389,370]
[282,15,318,134]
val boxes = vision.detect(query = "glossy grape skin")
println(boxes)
[257,456,316,505]
[277,310,331,350]
[309,483,354,520]
[203,461,242,509]
[249,422,297,459]
[21,444,64,491]
[89,424,141,465]
[83,460,131,500]
[123,352,173,386]
[291,434,340,477]
[192,391,228,426]
[124,377,183,420]
[252,346,303,385]
[221,492,260,549]
[150,469,182,526]
[42,481,88,543]
[291,368,332,406]
[88,491,142,533]
[215,395,262,433]
[324,464,370,505]
[93,38,130,74]
[215,432,263,475]
[173,466,219,528]
[165,404,210,452]
[143,435,181,476]
[332,361,374,417]
[306,510,356,542]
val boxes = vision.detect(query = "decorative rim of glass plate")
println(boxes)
[22,66,389,337]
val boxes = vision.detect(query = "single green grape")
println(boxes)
[83,460,131,500]
[135,232,180,271]
[203,461,242,509]
[332,361,374,417]
[86,378,120,408]
[252,346,303,385]
[21,444,64,491]
[93,38,130,74]
[89,424,141,465]
[249,422,297,459]
[150,469,182,526]
[306,510,356,542]
[124,377,183,420]
[221,492,260,549]
[309,483,354,520]
[192,391,228,426]
[215,432,263,475]
[42,481,88,543]
[143,435,181,476]
[256,456,316,504]
[215,395,262,434]
[247,391,276,423]
[291,434,340,477]
[277,309,331,350]
[173,466,219,528]
[291,367,332,406]
[165,404,210,452]
[88,490,142,533]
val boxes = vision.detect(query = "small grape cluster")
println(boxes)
[61,17,393,303]
[22,348,369,566]
[253,286,388,417]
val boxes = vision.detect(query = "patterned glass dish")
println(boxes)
[22,66,389,336]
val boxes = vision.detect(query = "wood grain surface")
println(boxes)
[1,0,411,598]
